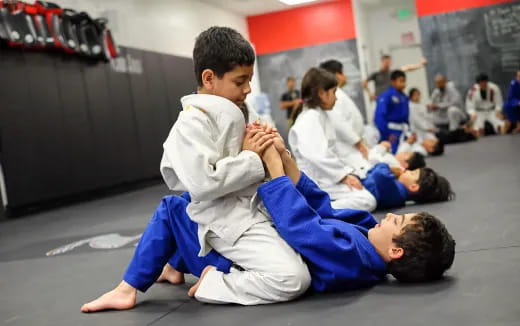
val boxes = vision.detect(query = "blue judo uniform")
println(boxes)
[375,86,409,153]
[124,173,387,293]
[504,79,520,125]
[361,163,409,210]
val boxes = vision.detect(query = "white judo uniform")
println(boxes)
[326,88,371,178]
[160,94,310,305]
[289,107,377,212]
[466,82,504,132]
[409,101,437,141]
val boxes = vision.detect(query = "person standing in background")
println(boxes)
[362,55,427,101]
[280,77,303,127]
[428,75,466,132]
[503,70,520,134]
[374,70,409,154]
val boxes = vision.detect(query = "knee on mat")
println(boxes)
[266,262,311,300]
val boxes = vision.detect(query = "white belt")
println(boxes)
[387,122,407,131]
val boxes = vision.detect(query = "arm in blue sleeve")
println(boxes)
[296,173,377,229]
[369,163,406,208]
[505,83,520,108]
[258,176,365,263]
[375,97,390,140]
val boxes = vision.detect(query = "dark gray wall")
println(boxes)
[419,1,520,98]
[257,39,365,140]
[0,46,196,211]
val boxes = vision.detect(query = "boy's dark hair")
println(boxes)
[476,73,489,83]
[409,167,454,203]
[287,76,296,82]
[391,70,406,81]
[382,55,391,60]
[408,88,420,98]
[319,60,343,75]
[429,141,445,156]
[406,152,426,170]
[388,212,456,283]
[193,27,255,87]
[301,67,338,108]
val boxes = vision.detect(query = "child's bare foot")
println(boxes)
[512,125,520,134]
[188,265,214,297]
[156,264,185,285]
[81,281,136,313]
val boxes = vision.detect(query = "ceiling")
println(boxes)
[198,0,334,17]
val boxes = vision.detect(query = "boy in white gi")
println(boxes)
[81,27,310,311]
[466,73,506,136]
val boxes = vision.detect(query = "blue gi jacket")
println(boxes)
[258,173,388,292]
[374,86,409,145]
[361,163,409,209]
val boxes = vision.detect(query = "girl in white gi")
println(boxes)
[289,68,377,212]
[466,73,506,136]
[81,27,310,312]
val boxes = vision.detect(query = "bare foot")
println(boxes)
[512,125,520,134]
[156,264,185,285]
[188,265,214,297]
[81,281,136,313]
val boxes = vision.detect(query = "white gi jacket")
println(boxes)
[160,94,268,256]
[466,82,503,114]
[289,107,353,194]
[409,102,436,140]
[327,88,364,148]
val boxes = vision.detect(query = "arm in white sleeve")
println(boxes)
[494,85,504,111]
[327,108,361,146]
[162,112,265,201]
[466,90,476,115]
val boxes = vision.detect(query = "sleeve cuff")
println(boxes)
[240,150,266,182]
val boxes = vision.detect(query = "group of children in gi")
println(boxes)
[81,27,456,313]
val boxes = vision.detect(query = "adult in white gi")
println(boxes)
[161,94,310,305]
[428,75,466,131]
[466,73,505,135]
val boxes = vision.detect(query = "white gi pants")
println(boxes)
[473,110,504,131]
[327,184,377,212]
[195,221,311,305]
[435,106,466,131]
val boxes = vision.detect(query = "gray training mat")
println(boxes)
[1,135,519,326]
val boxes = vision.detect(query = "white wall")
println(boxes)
[52,0,263,100]
[354,0,430,117]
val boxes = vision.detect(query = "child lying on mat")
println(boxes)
[81,129,455,312]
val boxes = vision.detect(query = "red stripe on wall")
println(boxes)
[247,0,355,55]
[416,0,515,17]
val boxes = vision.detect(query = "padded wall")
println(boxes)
[0,46,196,211]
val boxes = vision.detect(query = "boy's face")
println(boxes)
[200,65,253,107]
[411,91,421,102]
[381,57,391,70]
[391,77,406,91]
[336,72,347,88]
[287,79,295,90]
[478,81,488,90]
[368,213,416,262]
[398,169,421,193]
[422,139,438,153]
[395,152,412,168]
[318,87,337,110]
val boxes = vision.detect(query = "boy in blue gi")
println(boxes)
[81,132,455,312]
[361,163,453,210]
[503,70,520,134]
[375,70,409,153]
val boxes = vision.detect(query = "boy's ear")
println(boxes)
[407,183,420,193]
[388,246,404,260]
[201,69,215,90]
